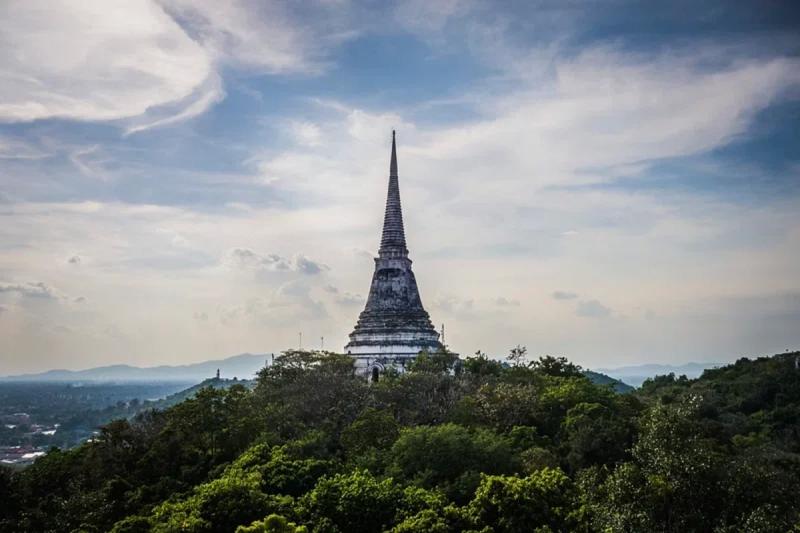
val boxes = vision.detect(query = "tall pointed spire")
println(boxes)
[379,130,408,257]
[345,129,442,369]
[390,129,398,176]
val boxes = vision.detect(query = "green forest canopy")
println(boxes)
[1,349,798,532]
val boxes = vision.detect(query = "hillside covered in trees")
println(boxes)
[1,350,798,532]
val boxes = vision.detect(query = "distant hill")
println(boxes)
[583,370,635,393]
[0,353,272,382]
[143,377,257,411]
[594,361,721,387]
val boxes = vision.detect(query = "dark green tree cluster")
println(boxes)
[1,349,798,532]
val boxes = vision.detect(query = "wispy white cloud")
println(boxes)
[224,248,328,276]
[68,145,104,178]
[225,248,292,272]
[552,291,578,300]
[412,51,800,200]
[393,0,471,36]
[0,0,360,133]
[0,281,62,300]
[159,0,357,75]
[123,75,225,135]
[0,136,52,160]
[434,294,476,318]
[576,299,612,319]
[219,280,328,326]
[335,292,364,307]
[288,121,323,147]
[0,0,212,124]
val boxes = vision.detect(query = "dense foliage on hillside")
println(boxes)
[1,350,798,532]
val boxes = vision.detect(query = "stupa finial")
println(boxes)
[380,130,407,257]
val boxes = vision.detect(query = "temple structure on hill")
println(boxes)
[345,131,442,380]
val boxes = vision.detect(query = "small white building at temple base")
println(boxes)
[344,131,443,380]
[347,345,435,381]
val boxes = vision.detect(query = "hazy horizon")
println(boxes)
[0,352,734,392]
[1,1,799,374]
[0,350,733,379]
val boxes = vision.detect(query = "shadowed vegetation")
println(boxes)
[1,349,798,532]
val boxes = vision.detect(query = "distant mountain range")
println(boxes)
[2,353,721,388]
[0,353,271,382]
[593,362,721,387]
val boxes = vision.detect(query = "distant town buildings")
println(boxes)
[0,412,57,466]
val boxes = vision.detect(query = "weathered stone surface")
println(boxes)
[345,132,442,377]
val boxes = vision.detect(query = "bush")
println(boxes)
[467,468,576,533]
[236,514,308,533]
[388,423,516,502]
[301,470,403,532]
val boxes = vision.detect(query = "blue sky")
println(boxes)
[0,0,798,374]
